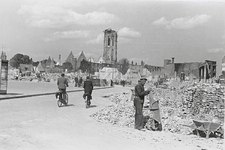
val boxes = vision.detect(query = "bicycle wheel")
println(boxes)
[56,94,61,107]
[63,93,68,104]
[86,97,91,108]
[57,100,63,107]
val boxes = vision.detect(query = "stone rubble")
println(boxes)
[91,81,224,137]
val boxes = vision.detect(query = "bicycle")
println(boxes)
[55,90,68,107]
[83,93,92,108]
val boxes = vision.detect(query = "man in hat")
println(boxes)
[57,73,69,105]
[83,76,93,106]
[134,77,150,130]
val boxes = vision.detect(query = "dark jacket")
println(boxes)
[57,77,68,89]
[83,80,93,93]
[134,83,149,100]
[75,77,78,82]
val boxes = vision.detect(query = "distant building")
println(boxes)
[97,56,105,64]
[65,51,76,71]
[35,62,45,73]
[222,56,225,75]
[56,55,62,66]
[19,64,33,76]
[103,28,117,64]
[54,28,217,81]
[1,51,7,60]
[88,56,94,63]
[77,51,87,69]
[145,58,217,81]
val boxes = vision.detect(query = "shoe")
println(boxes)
[137,128,146,131]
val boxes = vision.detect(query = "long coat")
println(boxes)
[83,80,93,93]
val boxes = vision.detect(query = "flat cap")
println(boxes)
[140,77,147,81]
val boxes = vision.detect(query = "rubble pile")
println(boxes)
[150,88,193,134]
[9,73,76,83]
[91,93,135,128]
[91,82,224,136]
[182,83,225,120]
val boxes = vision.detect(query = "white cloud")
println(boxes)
[18,4,119,28]
[53,30,91,38]
[152,17,169,26]
[87,33,104,44]
[44,30,91,42]
[116,27,141,43]
[118,27,141,38]
[153,14,212,30]
[208,48,225,53]
[118,37,131,43]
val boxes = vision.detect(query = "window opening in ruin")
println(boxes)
[112,36,114,46]
[108,36,110,46]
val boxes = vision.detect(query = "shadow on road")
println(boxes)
[4,93,23,95]
[59,104,75,107]
[87,105,97,108]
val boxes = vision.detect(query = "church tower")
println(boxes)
[103,28,117,64]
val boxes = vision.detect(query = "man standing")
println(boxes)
[134,78,150,130]
[83,76,93,106]
[57,73,68,105]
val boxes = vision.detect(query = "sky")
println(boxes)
[0,0,225,75]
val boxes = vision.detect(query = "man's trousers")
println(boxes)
[134,97,144,129]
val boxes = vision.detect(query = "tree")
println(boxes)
[79,60,91,73]
[9,53,33,68]
[62,61,73,72]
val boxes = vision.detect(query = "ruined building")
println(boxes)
[103,28,117,64]
[222,56,225,75]
[146,57,217,81]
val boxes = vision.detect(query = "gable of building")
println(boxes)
[97,56,105,63]
[36,62,45,72]
[66,51,74,63]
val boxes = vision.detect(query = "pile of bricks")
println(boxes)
[182,83,225,120]
[91,93,135,127]
[91,82,224,137]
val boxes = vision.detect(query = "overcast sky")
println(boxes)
[0,0,224,74]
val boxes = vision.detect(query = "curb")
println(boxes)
[0,87,112,101]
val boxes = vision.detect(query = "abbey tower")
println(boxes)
[103,28,117,64]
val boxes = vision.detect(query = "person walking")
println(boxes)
[74,76,78,87]
[78,77,83,87]
[57,73,69,105]
[134,78,150,131]
[83,76,93,106]
[110,80,113,87]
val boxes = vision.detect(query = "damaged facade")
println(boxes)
[103,28,117,64]
[145,57,217,81]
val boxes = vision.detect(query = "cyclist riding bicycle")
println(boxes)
[57,73,68,105]
[83,76,93,107]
